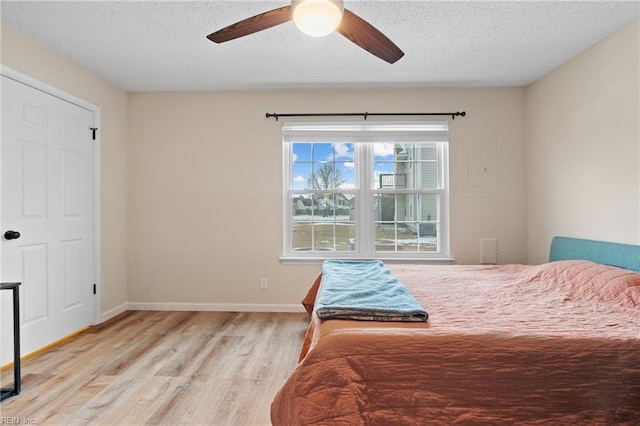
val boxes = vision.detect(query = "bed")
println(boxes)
[271,237,640,425]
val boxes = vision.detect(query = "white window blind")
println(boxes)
[282,121,449,143]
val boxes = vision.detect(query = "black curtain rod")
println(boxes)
[265,111,466,121]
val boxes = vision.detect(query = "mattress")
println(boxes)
[271,260,640,425]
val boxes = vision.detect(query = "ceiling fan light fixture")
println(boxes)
[292,0,344,37]
[208,0,403,63]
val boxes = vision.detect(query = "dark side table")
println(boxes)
[1,282,21,401]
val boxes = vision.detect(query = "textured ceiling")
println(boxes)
[2,1,638,92]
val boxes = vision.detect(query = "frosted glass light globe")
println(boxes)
[292,0,344,37]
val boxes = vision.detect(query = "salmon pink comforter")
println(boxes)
[271,261,640,425]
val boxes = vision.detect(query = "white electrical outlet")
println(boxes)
[481,238,498,264]
[260,278,268,289]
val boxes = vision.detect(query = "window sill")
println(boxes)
[280,256,456,265]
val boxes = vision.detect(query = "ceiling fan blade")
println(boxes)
[336,9,404,64]
[207,6,292,43]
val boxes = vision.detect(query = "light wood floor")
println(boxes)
[0,310,309,425]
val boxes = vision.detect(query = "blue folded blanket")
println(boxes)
[316,260,429,322]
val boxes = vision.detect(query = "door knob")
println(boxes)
[4,231,21,240]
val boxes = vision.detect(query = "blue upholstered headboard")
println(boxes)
[549,236,640,273]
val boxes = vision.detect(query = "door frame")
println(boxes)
[0,64,102,325]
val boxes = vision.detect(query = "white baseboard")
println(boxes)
[97,302,305,323]
[100,302,128,323]
[126,302,306,313]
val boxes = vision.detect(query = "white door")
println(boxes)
[1,75,95,365]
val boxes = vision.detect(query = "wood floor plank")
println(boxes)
[0,311,309,425]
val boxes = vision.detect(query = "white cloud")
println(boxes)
[294,175,306,183]
[374,143,395,158]
[333,143,353,159]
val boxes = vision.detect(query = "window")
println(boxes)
[282,122,450,260]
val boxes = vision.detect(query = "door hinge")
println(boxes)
[90,127,98,140]
[93,283,97,295]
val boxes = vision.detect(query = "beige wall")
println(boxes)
[128,88,526,306]
[1,21,129,317]
[525,21,640,264]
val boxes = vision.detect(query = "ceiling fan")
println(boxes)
[207,0,404,64]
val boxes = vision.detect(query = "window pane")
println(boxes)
[309,223,357,252]
[407,191,440,252]
[332,142,354,161]
[292,163,312,189]
[374,193,396,222]
[292,221,313,251]
[420,144,437,161]
[333,193,356,217]
[373,222,439,253]
[334,143,355,189]
[313,223,335,250]
[414,143,438,190]
[310,163,345,190]
[335,223,356,252]
[292,143,311,162]
[373,143,438,189]
[377,171,406,189]
[312,143,333,161]
[374,223,413,252]
[419,160,438,190]
[293,143,356,190]
[334,162,355,189]
[292,143,312,190]
[291,193,356,252]
[292,194,315,219]
[373,193,440,253]
[397,193,439,222]
[416,222,438,252]
[415,193,438,222]
[315,192,332,216]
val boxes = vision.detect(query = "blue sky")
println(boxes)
[292,143,396,190]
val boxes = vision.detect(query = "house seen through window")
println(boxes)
[282,122,450,260]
